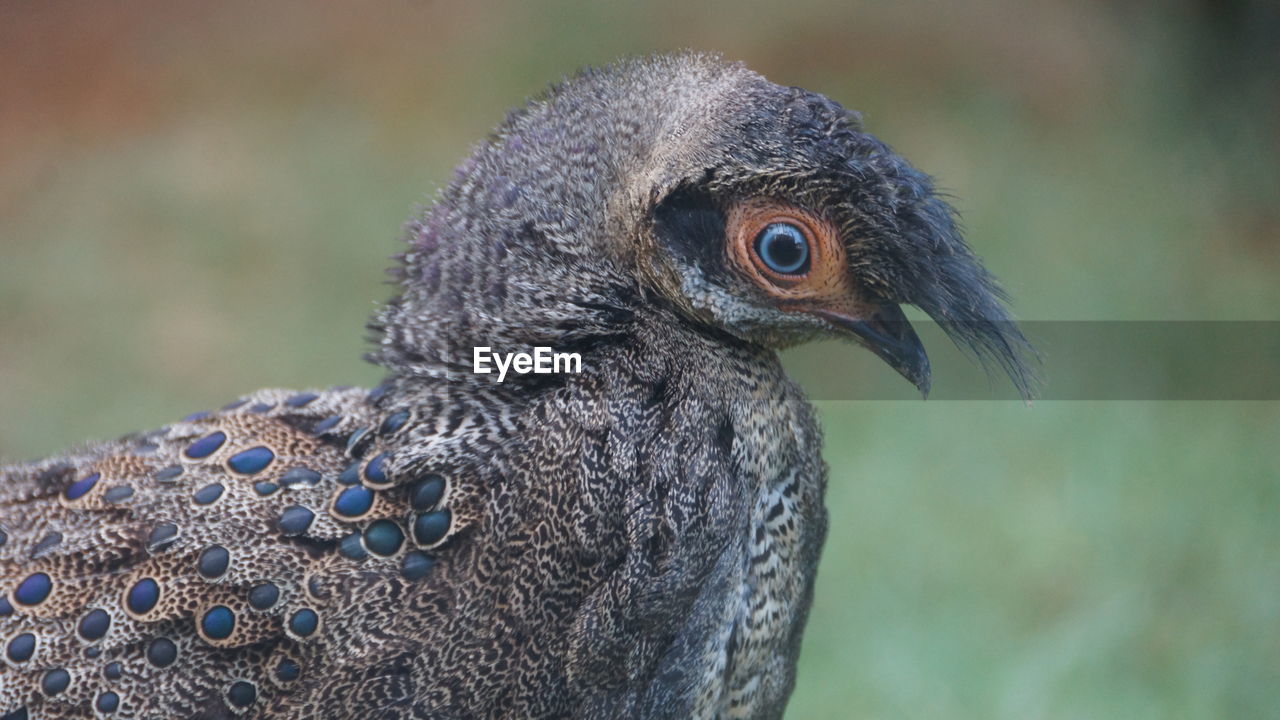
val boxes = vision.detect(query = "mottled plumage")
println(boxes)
[0,53,1032,719]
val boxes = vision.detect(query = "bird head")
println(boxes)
[375,53,1035,399]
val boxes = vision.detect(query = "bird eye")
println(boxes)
[725,199,841,298]
[753,223,810,275]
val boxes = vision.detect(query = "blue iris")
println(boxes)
[754,222,810,274]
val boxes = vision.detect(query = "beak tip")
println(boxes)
[808,305,932,398]
[911,356,932,399]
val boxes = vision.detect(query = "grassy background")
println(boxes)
[1,1,1277,717]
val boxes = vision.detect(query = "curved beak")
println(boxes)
[809,304,932,397]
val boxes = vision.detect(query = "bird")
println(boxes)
[0,52,1034,720]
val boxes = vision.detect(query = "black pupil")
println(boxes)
[754,223,810,274]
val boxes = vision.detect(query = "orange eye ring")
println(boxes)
[725,199,851,303]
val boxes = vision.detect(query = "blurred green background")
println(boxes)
[1,1,1277,717]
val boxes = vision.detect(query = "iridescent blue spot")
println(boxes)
[345,426,371,457]
[146,637,177,667]
[96,691,120,713]
[275,658,301,682]
[253,481,278,496]
[277,506,314,536]
[312,414,342,434]
[126,578,160,615]
[84,646,101,659]
[228,446,274,474]
[401,551,434,581]
[338,462,361,485]
[103,485,133,503]
[333,486,374,518]
[279,467,321,488]
[288,608,318,637]
[364,453,390,485]
[0,597,12,616]
[249,402,274,413]
[15,572,52,605]
[1,708,27,720]
[0,528,6,547]
[6,633,35,662]
[104,661,123,679]
[193,483,224,505]
[412,510,452,547]
[201,605,235,640]
[182,410,211,422]
[366,384,391,404]
[185,432,226,459]
[154,464,183,482]
[339,532,367,560]
[148,523,179,553]
[379,411,409,435]
[41,668,70,695]
[65,472,99,500]
[227,680,257,707]
[410,475,446,511]
[284,392,318,408]
[78,609,111,640]
[197,545,230,579]
[363,520,404,557]
[31,531,62,558]
[307,575,326,600]
[248,583,279,610]
[307,571,327,599]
